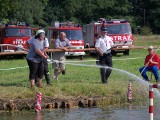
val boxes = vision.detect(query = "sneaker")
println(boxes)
[62,70,65,75]
[102,81,108,84]
[145,79,149,82]
[52,74,58,80]
[156,78,160,82]
[47,82,52,85]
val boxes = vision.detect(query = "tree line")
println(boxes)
[0,0,160,34]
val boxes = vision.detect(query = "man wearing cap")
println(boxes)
[95,27,114,84]
[139,46,160,82]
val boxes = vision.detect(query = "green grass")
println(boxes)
[0,35,160,105]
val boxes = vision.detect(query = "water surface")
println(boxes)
[0,105,160,120]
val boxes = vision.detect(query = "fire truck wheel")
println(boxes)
[123,50,129,56]
[111,51,117,56]
[85,51,90,55]
[79,55,83,60]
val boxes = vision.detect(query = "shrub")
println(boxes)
[140,26,152,35]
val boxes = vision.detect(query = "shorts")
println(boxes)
[52,55,66,71]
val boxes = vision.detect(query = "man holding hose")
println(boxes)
[95,27,114,84]
[139,46,160,82]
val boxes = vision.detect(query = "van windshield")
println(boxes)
[5,28,31,37]
[107,24,131,34]
[58,30,82,40]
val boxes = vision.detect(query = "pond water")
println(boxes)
[0,105,160,120]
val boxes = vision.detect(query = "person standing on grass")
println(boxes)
[95,27,114,84]
[139,46,160,82]
[27,29,51,85]
[26,29,49,88]
[52,32,71,80]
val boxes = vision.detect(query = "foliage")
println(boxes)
[140,26,152,35]
[0,0,160,33]
[0,0,47,26]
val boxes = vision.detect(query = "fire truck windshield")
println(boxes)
[58,30,82,40]
[107,24,131,34]
[4,28,31,37]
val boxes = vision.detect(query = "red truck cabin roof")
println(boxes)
[48,26,82,30]
[97,22,132,35]
[47,27,83,41]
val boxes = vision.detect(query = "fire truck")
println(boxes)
[47,21,85,59]
[0,22,36,54]
[83,18,133,55]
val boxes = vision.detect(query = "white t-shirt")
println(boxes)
[95,35,113,53]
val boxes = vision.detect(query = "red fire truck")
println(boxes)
[0,22,36,54]
[47,21,85,59]
[83,18,133,55]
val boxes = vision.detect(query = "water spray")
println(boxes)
[0,57,144,71]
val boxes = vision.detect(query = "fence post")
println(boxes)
[35,92,42,113]
[149,85,154,120]
[127,83,132,102]
[149,84,160,120]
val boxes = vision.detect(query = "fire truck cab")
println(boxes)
[47,21,85,59]
[83,18,133,55]
[0,22,35,53]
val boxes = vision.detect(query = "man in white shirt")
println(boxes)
[95,27,114,84]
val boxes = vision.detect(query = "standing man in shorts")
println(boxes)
[52,32,71,80]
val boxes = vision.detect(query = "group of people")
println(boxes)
[26,27,160,89]
[26,29,70,88]
[95,27,160,84]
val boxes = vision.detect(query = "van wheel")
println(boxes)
[79,55,83,60]
[123,50,129,56]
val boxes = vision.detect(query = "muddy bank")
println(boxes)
[0,96,118,112]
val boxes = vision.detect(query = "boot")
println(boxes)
[30,80,35,89]
[37,78,43,88]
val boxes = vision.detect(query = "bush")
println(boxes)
[140,26,152,35]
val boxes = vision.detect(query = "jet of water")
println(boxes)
[65,62,160,99]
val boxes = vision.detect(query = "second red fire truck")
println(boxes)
[47,21,85,59]
[83,18,134,55]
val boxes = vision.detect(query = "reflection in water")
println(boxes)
[35,112,43,120]
[0,106,160,120]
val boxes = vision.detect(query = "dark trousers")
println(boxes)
[43,58,51,84]
[99,53,112,83]
[27,60,44,80]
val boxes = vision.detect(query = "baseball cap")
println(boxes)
[148,46,153,50]
[36,29,45,36]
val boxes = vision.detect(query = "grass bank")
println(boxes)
[0,35,160,106]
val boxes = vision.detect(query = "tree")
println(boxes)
[0,0,9,20]
[0,0,47,26]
